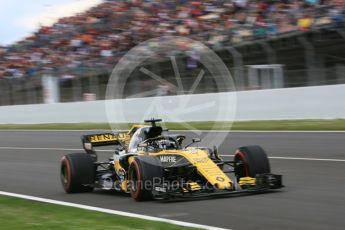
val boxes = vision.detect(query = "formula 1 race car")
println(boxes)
[60,119,283,201]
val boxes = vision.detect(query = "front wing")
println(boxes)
[152,173,283,200]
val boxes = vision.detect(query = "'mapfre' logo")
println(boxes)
[160,155,177,163]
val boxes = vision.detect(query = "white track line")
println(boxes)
[219,155,345,162]
[175,130,345,133]
[1,146,345,162]
[0,129,106,132]
[0,129,345,133]
[0,191,228,230]
[0,146,113,152]
[269,156,345,162]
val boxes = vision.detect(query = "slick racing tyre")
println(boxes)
[234,145,271,181]
[128,156,163,201]
[60,153,95,193]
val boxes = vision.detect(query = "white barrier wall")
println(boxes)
[1,84,345,124]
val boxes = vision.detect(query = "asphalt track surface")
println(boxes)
[0,130,345,230]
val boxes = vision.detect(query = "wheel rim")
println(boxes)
[129,160,141,199]
[60,158,71,191]
[62,166,68,184]
[234,151,249,179]
[130,168,138,193]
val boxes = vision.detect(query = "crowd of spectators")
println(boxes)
[0,0,344,80]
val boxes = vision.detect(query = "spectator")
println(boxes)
[0,0,342,79]
[298,13,314,31]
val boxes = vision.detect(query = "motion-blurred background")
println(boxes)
[0,0,345,105]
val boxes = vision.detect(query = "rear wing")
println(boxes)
[81,124,146,154]
[81,132,131,153]
[82,133,122,147]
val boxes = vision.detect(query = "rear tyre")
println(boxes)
[60,153,95,193]
[128,156,163,201]
[234,145,270,181]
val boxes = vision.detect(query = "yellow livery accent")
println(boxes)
[186,182,201,191]
[153,149,233,190]
[89,134,117,143]
[239,177,256,186]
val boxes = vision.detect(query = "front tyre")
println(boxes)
[60,153,95,193]
[234,145,270,181]
[128,156,163,201]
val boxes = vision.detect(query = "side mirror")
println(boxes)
[192,138,201,143]
[185,138,201,148]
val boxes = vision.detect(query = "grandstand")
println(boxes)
[0,0,344,105]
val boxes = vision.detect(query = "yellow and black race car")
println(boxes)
[60,119,283,201]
